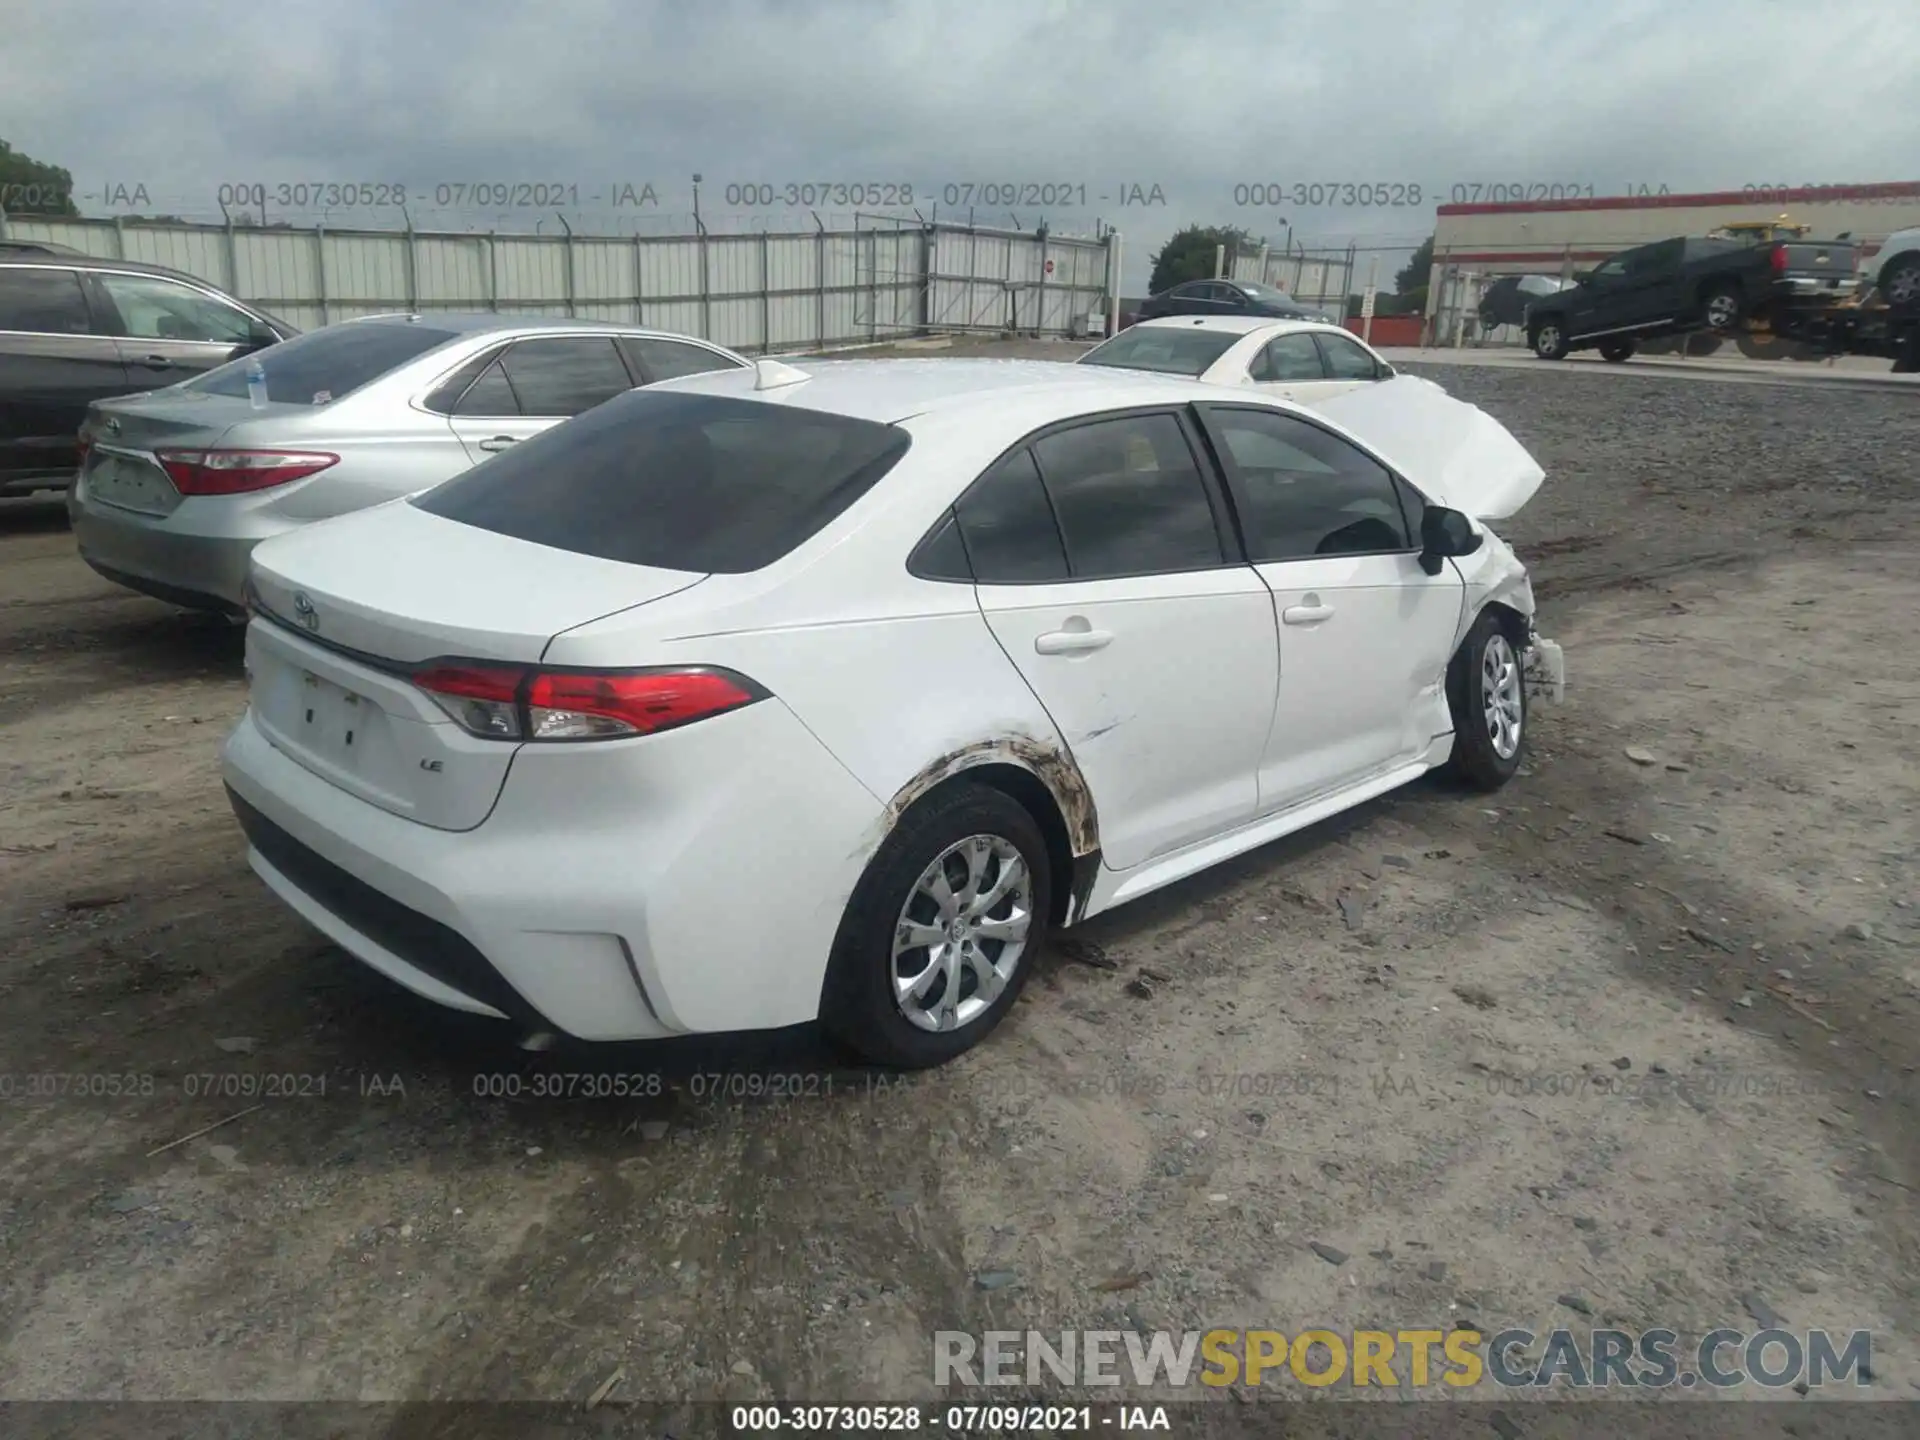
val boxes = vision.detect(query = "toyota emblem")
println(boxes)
[292,592,319,632]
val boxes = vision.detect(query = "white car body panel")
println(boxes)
[974,567,1279,871]
[1310,374,1545,521]
[222,356,1560,1046]
[1250,551,1464,813]
[1862,226,1920,301]
[1085,316,1397,409]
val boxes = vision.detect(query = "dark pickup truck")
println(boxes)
[1526,233,1861,361]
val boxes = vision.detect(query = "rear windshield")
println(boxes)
[1077,326,1243,377]
[412,389,913,573]
[186,321,456,406]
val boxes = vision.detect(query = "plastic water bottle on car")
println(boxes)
[246,357,269,410]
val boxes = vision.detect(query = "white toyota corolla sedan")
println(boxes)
[1079,315,1398,405]
[221,355,1564,1068]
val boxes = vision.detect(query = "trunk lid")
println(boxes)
[1309,374,1545,522]
[81,389,278,517]
[244,501,707,830]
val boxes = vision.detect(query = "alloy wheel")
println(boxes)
[891,835,1034,1033]
[1482,634,1524,760]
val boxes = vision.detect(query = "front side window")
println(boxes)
[1206,407,1413,562]
[0,267,91,334]
[1078,326,1242,377]
[1031,413,1223,579]
[1315,332,1384,380]
[622,336,745,382]
[95,273,254,344]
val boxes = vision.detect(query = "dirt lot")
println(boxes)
[2,353,1917,1421]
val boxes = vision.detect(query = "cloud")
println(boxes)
[3,0,1916,292]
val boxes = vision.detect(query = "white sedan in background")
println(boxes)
[222,355,1563,1069]
[1079,315,1397,404]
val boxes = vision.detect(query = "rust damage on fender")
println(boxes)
[883,734,1099,856]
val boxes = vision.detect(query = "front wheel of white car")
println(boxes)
[821,783,1053,1068]
[1445,610,1528,791]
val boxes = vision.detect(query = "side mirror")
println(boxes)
[1572,269,1593,284]
[1419,505,1483,574]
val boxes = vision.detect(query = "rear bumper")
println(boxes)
[220,698,884,1042]
[69,481,260,610]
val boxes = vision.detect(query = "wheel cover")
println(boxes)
[1536,325,1560,354]
[1886,264,1920,305]
[1482,634,1524,761]
[891,834,1034,1033]
[1706,293,1737,328]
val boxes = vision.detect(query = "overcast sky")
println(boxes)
[3,0,1916,294]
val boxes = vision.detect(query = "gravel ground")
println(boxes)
[1,352,1917,1421]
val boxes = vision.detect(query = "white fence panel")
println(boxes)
[1,212,1117,350]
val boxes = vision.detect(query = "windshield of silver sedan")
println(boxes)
[1076,327,1243,376]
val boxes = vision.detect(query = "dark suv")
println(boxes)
[0,246,294,497]
[1524,233,1859,362]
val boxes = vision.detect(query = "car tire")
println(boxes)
[820,783,1052,1069]
[1877,255,1920,307]
[1444,610,1528,792]
[1700,281,1743,332]
[1531,320,1570,360]
[1598,338,1636,363]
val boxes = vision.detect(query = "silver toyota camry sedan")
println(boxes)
[68,313,750,612]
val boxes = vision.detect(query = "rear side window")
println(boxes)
[1032,413,1224,579]
[188,321,456,405]
[1252,333,1325,382]
[0,267,91,334]
[954,449,1068,583]
[498,336,635,416]
[413,390,912,573]
[454,360,520,415]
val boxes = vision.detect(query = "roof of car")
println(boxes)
[1125,315,1351,338]
[333,312,744,343]
[650,356,1233,423]
[0,250,234,285]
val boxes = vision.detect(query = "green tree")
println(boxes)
[1394,234,1434,295]
[0,139,79,216]
[1148,224,1252,294]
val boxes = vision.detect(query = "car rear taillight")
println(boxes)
[1771,244,1789,274]
[411,664,765,742]
[410,664,528,739]
[156,448,340,496]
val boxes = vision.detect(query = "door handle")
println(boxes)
[139,355,175,368]
[1035,627,1112,655]
[477,435,518,452]
[1282,603,1335,625]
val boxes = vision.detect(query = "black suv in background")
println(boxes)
[1525,232,1859,362]
[0,244,293,496]
[1135,277,1331,323]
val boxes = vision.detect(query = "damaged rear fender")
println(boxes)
[877,735,1102,922]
